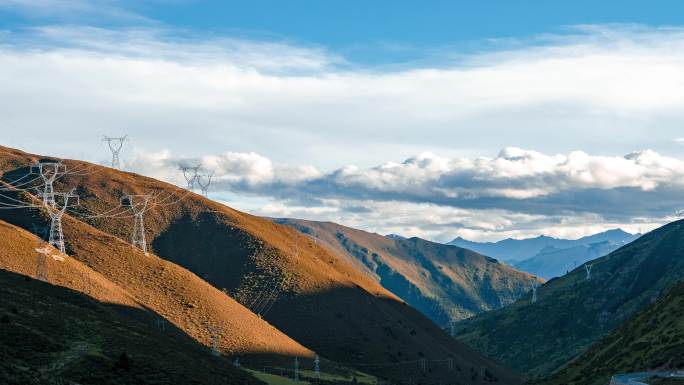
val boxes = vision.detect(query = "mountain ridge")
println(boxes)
[448,229,638,263]
[274,217,541,325]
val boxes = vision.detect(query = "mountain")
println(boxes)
[539,278,684,385]
[448,229,639,263]
[0,145,519,385]
[455,219,684,378]
[513,240,626,279]
[274,218,541,325]
[0,219,260,385]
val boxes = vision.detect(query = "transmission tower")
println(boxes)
[32,225,49,282]
[449,319,457,337]
[82,271,91,294]
[179,165,201,190]
[196,172,213,197]
[48,190,79,253]
[31,162,67,208]
[314,354,320,378]
[420,358,427,372]
[121,194,151,255]
[207,326,220,356]
[531,283,539,303]
[585,264,593,280]
[34,245,51,281]
[102,135,127,169]
[294,357,299,382]
[155,318,166,332]
[447,358,453,371]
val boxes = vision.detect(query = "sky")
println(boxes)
[2,1,684,242]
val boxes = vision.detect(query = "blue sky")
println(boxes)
[4,1,684,64]
[2,1,684,241]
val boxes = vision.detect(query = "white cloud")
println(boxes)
[122,147,683,242]
[3,24,684,169]
[3,24,684,240]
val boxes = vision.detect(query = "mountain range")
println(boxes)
[449,230,641,279]
[449,229,639,262]
[0,145,519,385]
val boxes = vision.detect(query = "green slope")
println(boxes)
[456,219,684,378]
[538,279,684,385]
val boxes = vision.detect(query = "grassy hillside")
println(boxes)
[0,220,260,385]
[0,145,520,385]
[275,218,541,324]
[456,219,684,378]
[538,279,684,385]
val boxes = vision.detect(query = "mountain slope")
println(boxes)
[275,218,541,324]
[512,241,626,279]
[448,229,639,263]
[539,278,684,385]
[0,219,260,385]
[0,145,520,385]
[455,219,684,378]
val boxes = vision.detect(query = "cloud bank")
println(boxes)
[2,24,684,240]
[127,147,683,242]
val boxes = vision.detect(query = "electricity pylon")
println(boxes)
[314,354,320,378]
[196,172,213,197]
[207,326,220,356]
[102,135,127,169]
[294,357,299,382]
[31,162,67,208]
[48,190,79,253]
[180,165,201,190]
[121,194,151,255]
[32,225,49,281]
[449,319,457,337]
[531,283,539,303]
[585,264,593,280]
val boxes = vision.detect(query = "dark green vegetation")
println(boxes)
[457,219,684,378]
[539,279,684,385]
[275,218,540,325]
[0,269,259,385]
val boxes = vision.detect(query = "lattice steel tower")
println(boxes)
[531,283,539,303]
[121,194,151,255]
[197,173,213,197]
[31,162,66,208]
[32,225,49,282]
[48,190,79,253]
[103,135,127,169]
[180,165,201,190]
